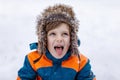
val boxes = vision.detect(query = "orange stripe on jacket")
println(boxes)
[62,53,88,72]
[93,77,96,80]
[17,76,42,80]
[79,54,88,71]
[27,51,53,71]
[34,54,53,70]
[27,51,41,71]
[16,76,20,80]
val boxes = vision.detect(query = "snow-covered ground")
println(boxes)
[0,0,120,80]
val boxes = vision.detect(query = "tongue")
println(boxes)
[55,48,63,55]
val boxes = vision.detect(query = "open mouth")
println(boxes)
[54,46,64,55]
[54,46,64,50]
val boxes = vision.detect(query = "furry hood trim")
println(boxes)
[36,4,80,55]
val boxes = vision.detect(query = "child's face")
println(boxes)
[47,23,70,59]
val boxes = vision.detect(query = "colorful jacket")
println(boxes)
[17,50,96,80]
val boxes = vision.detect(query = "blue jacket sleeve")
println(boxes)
[76,60,96,80]
[18,56,37,80]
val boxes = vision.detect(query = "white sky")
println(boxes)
[0,0,120,80]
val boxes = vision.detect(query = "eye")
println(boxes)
[63,32,69,36]
[49,32,56,36]
[63,33,68,35]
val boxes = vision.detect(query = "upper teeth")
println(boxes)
[54,46,64,49]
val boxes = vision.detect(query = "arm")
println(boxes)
[76,59,96,80]
[17,56,37,80]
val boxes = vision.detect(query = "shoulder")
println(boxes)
[62,53,88,72]
[26,50,42,71]
[71,53,89,71]
[27,50,41,61]
[78,53,89,71]
[68,53,88,64]
[27,51,53,70]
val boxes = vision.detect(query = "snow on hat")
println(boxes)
[36,4,79,55]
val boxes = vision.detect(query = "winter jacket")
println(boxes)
[17,50,96,80]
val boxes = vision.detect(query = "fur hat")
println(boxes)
[36,4,79,55]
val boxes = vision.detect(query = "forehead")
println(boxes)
[46,22,71,32]
[51,23,70,31]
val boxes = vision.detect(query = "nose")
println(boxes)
[56,35,63,43]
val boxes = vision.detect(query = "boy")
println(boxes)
[17,4,96,80]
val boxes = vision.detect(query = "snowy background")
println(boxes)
[0,0,120,80]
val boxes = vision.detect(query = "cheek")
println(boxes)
[47,37,53,47]
[65,37,70,46]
